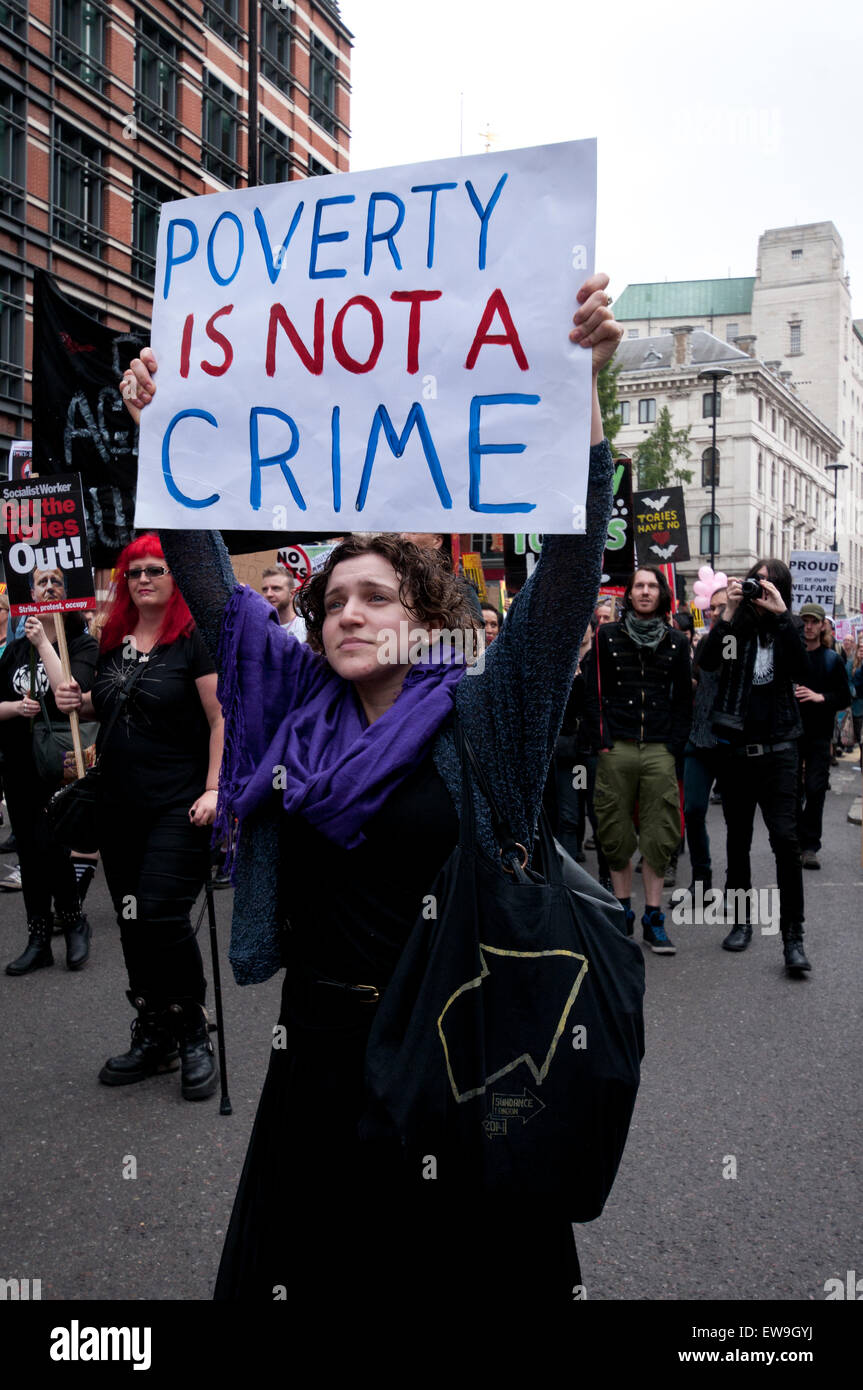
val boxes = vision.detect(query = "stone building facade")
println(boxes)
[613,326,842,601]
[614,223,862,613]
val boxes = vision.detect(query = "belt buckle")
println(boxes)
[745,743,763,757]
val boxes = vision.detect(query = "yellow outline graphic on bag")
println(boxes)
[437,946,588,1104]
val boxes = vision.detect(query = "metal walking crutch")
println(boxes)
[194,869,233,1115]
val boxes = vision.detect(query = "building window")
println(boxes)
[702,391,721,418]
[771,460,776,499]
[0,84,25,217]
[791,248,802,261]
[0,268,25,400]
[701,447,719,487]
[132,171,175,285]
[202,72,241,187]
[638,397,656,424]
[700,512,720,556]
[308,154,330,178]
[203,0,242,51]
[769,522,775,552]
[757,452,763,491]
[726,323,739,341]
[56,0,105,90]
[618,400,630,425]
[756,518,763,553]
[757,396,763,422]
[260,116,291,185]
[1,0,27,38]
[261,8,292,89]
[136,17,180,144]
[789,322,802,354]
[783,418,788,442]
[627,328,639,339]
[309,33,338,134]
[53,120,105,256]
[771,408,777,431]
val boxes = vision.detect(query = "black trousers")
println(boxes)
[97,802,210,1006]
[3,763,80,923]
[797,736,832,854]
[721,745,804,928]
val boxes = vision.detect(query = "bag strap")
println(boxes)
[94,656,152,754]
[457,719,529,874]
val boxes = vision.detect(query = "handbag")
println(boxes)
[46,658,152,852]
[361,719,645,1222]
[32,693,99,785]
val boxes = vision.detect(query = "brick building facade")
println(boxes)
[0,0,352,473]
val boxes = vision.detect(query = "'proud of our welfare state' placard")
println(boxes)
[134,140,597,534]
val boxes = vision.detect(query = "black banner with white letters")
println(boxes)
[31,271,146,567]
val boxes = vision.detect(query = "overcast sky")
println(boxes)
[339,0,862,305]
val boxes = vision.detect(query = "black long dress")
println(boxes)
[214,756,582,1311]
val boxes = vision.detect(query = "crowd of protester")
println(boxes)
[1,279,861,1309]
[544,562,863,973]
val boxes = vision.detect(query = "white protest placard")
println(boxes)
[134,140,597,535]
[789,550,840,616]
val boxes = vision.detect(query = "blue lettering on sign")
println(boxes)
[330,406,342,512]
[465,174,508,270]
[249,407,306,511]
[163,219,199,299]
[162,411,220,508]
[468,394,539,513]
[363,192,406,274]
[309,196,355,280]
[206,212,244,286]
[410,183,458,269]
[254,204,304,285]
[355,404,452,512]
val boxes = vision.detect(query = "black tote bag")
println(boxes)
[362,722,645,1223]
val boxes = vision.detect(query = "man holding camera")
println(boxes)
[697,560,811,975]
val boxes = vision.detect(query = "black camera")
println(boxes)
[740,578,764,600]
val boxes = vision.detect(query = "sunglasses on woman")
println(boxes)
[126,566,170,581]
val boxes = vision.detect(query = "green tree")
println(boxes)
[597,360,623,454]
[634,406,693,488]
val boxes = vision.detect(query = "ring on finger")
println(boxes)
[604,294,613,307]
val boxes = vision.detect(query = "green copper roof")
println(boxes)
[614,277,755,320]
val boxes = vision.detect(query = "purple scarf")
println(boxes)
[215,585,466,858]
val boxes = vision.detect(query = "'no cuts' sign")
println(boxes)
[134,140,597,535]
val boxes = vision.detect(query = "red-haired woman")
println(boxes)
[52,534,224,1100]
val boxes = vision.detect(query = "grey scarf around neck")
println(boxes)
[623,609,668,651]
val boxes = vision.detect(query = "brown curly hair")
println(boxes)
[295,535,481,656]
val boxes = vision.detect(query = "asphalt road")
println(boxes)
[0,760,860,1303]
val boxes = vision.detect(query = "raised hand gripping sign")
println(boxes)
[134,140,597,535]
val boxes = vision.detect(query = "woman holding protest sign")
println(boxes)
[50,534,225,1100]
[0,569,98,974]
[114,274,626,1308]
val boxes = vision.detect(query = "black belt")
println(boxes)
[313,973,380,1003]
[732,741,796,758]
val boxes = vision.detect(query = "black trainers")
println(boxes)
[800,849,820,870]
[642,908,676,955]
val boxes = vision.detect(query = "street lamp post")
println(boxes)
[825,461,849,552]
[697,366,732,571]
